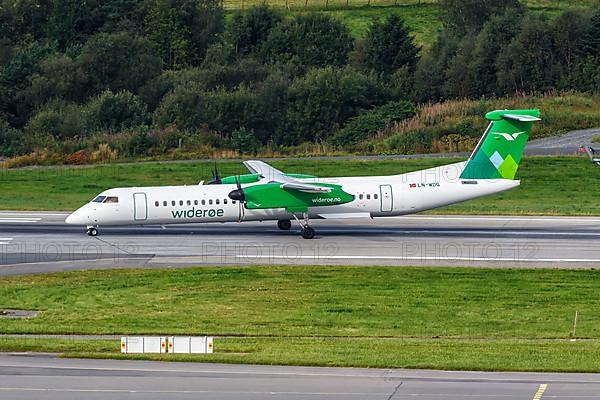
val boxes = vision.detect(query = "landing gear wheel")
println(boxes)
[87,227,98,236]
[277,219,292,230]
[301,226,315,239]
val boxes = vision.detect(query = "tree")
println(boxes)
[229,3,282,56]
[553,10,590,88]
[496,15,559,94]
[440,0,524,36]
[78,31,162,94]
[263,13,353,68]
[20,53,88,109]
[362,14,420,75]
[0,41,56,126]
[460,7,525,96]
[285,67,387,145]
[85,90,149,133]
[414,31,460,101]
[579,7,600,58]
[145,0,192,69]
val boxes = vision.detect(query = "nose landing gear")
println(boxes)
[86,226,98,236]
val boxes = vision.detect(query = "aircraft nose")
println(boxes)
[65,208,89,225]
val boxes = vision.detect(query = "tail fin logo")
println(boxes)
[494,131,525,141]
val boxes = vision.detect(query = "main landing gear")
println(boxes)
[86,226,98,236]
[292,213,315,239]
[277,219,292,230]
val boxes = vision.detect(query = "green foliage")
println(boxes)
[362,14,420,75]
[285,66,387,144]
[21,53,88,108]
[24,101,86,140]
[85,90,149,133]
[440,0,524,35]
[330,100,415,146]
[579,7,600,57]
[231,126,259,154]
[263,13,353,67]
[0,41,56,125]
[0,118,25,157]
[127,131,156,156]
[496,15,559,93]
[229,3,282,56]
[78,31,162,94]
[145,0,193,69]
[154,84,261,135]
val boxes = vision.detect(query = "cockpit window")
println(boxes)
[92,196,106,203]
[104,196,119,203]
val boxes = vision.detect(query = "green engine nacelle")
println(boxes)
[219,173,317,185]
[243,183,354,213]
[220,174,261,184]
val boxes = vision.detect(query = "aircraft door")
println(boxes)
[133,192,148,221]
[380,185,393,212]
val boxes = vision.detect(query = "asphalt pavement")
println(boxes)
[1,353,599,400]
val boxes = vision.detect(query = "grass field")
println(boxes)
[1,156,598,215]
[2,266,600,371]
[222,0,599,43]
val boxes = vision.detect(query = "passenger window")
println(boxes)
[194,200,198,206]
[224,199,228,204]
[155,201,159,207]
[104,196,119,203]
[374,194,378,200]
[187,200,191,206]
[179,200,183,206]
[171,201,175,206]
[367,194,371,200]
[202,199,206,205]
[163,201,167,206]
[216,199,220,205]
[359,194,363,200]
[209,199,213,205]
[232,200,236,204]
[92,196,106,203]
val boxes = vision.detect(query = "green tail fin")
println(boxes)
[460,109,541,180]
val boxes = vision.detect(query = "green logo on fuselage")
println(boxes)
[172,208,225,219]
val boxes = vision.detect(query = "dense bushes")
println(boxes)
[2,1,600,165]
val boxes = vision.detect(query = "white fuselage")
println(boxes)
[65,161,519,227]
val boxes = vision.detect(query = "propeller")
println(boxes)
[207,161,221,185]
[228,176,245,222]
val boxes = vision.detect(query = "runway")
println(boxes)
[1,211,599,275]
[1,353,600,400]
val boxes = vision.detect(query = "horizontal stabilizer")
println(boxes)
[502,114,541,122]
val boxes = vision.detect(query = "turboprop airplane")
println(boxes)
[65,109,541,239]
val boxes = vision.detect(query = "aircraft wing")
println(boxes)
[280,182,332,193]
[243,160,330,192]
[243,160,287,182]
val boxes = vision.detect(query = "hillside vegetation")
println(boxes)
[1,0,600,166]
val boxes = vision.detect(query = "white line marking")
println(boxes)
[0,213,67,217]
[238,256,600,263]
[0,218,41,223]
[398,216,600,223]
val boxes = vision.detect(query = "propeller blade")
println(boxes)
[207,161,222,185]
[228,176,245,202]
